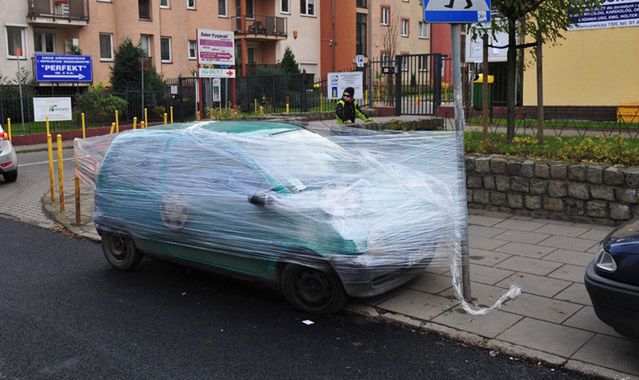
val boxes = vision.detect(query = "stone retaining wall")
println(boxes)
[466,154,639,225]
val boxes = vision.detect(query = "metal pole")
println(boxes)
[141,59,145,118]
[17,56,24,125]
[451,23,471,301]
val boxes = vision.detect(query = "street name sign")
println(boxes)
[199,68,236,78]
[197,29,235,66]
[424,0,491,23]
[35,55,93,82]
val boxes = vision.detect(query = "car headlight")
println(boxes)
[596,248,617,273]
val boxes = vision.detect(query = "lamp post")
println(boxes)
[16,48,25,125]
[139,57,146,117]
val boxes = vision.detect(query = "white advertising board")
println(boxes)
[33,97,72,122]
[199,68,236,78]
[569,0,639,30]
[465,29,509,63]
[197,29,235,65]
[327,72,364,100]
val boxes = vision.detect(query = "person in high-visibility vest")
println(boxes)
[335,87,372,125]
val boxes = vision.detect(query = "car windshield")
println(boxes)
[239,129,366,192]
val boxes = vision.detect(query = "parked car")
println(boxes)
[585,219,639,338]
[93,121,453,313]
[0,125,17,183]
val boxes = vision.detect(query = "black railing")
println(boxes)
[27,0,89,22]
[233,15,287,37]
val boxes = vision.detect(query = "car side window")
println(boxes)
[102,136,165,190]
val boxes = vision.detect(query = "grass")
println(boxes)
[467,116,639,130]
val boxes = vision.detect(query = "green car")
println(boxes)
[93,121,454,313]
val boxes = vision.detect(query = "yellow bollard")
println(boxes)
[144,108,148,126]
[259,106,264,115]
[170,106,174,124]
[47,133,56,202]
[46,116,50,135]
[365,90,369,106]
[81,112,86,139]
[164,113,167,125]
[7,118,11,143]
[286,97,290,113]
[140,121,145,129]
[56,134,64,212]
[254,99,258,114]
[115,110,119,133]
[74,176,81,225]
[109,122,115,134]
[197,111,201,121]
[320,94,323,112]
[133,117,137,130]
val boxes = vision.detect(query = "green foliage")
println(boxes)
[76,84,128,123]
[110,38,166,94]
[279,47,300,74]
[465,131,639,166]
[206,107,245,120]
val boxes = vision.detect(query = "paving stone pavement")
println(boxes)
[4,134,639,380]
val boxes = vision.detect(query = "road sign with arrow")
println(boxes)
[423,0,491,23]
[35,55,93,83]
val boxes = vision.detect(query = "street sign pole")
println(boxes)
[451,23,471,301]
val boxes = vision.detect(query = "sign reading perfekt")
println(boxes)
[423,0,491,23]
[35,55,93,82]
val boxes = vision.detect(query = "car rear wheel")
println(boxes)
[3,170,17,183]
[281,264,348,314]
[102,233,143,270]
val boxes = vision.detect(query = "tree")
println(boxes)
[110,38,165,94]
[488,0,601,142]
[279,47,300,74]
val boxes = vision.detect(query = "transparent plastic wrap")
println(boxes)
[75,121,520,312]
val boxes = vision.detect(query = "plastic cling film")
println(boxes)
[75,120,520,310]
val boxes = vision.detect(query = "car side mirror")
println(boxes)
[249,193,270,207]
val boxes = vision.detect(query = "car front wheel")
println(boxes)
[102,233,143,271]
[281,264,348,314]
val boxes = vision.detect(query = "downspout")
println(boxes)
[331,0,336,71]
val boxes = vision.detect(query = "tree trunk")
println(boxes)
[536,25,544,144]
[506,18,517,143]
[482,33,489,143]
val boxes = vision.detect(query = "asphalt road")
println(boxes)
[0,217,589,380]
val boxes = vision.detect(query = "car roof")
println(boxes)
[150,121,302,136]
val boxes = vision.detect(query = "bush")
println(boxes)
[77,84,128,123]
[206,107,245,120]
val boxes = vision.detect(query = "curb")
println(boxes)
[41,192,100,242]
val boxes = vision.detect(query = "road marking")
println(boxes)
[20,157,74,167]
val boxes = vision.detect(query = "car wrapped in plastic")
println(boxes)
[83,121,466,313]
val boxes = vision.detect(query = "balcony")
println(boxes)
[233,15,287,40]
[27,0,89,27]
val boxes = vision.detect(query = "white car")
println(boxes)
[0,125,17,182]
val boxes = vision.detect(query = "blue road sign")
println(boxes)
[35,55,93,82]
[424,0,491,23]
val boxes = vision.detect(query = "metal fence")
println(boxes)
[235,73,316,114]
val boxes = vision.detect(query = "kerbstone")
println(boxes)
[498,318,594,357]
[475,157,491,174]
[521,160,535,178]
[511,177,530,193]
[495,176,510,191]
[506,161,522,176]
[603,167,624,186]
[467,175,483,189]
[490,191,507,207]
[625,168,639,188]
[534,163,549,178]
[473,189,490,204]
[490,157,507,174]
[587,201,607,218]
[550,163,568,179]
[586,165,605,184]
[590,185,615,201]
[525,195,542,210]
[548,181,568,197]
[465,157,476,172]
[610,203,630,220]
[616,188,638,204]
[543,197,564,211]
[530,179,547,195]
[568,183,589,200]
[483,176,496,190]
[507,193,523,209]
[568,165,586,181]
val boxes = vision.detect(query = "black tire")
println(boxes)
[102,233,143,271]
[3,170,17,183]
[280,264,348,314]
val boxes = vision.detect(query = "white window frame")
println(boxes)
[99,33,114,61]
[218,0,227,17]
[418,21,429,39]
[300,0,315,16]
[160,0,170,8]
[188,40,197,60]
[381,7,390,26]
[280,0,290,14]
[5,25,27,60]
[34,30,56,54]
[401,19,409,37]
[160,36,172,63]
[186,0,196,10]
[140,34,152,58]
[97,0,112,2]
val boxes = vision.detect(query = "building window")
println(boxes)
[160,37,172,63]
[281,0,289,13]
[160,0,170,8]
[218,0,227,16]
[138,0,151,19]
[356,0,367,8]
[140,34,152,57]
[34,30,55,54]
[356,13,367,56]
[187,0,195,9]
[247,0,255,18]
[300,0,315,16]
[188,40,197,60]
[401,19,409,37]
[418,21,428,38]
[99,33,113,61]
[6,26,26,59]
[381,7,390,26]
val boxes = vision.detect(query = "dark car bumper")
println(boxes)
[585,262,639,338]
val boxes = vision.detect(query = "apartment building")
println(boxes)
[370,0,430,59]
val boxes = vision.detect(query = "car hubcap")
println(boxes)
[294,269,332,305]
[109,236,128,260]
